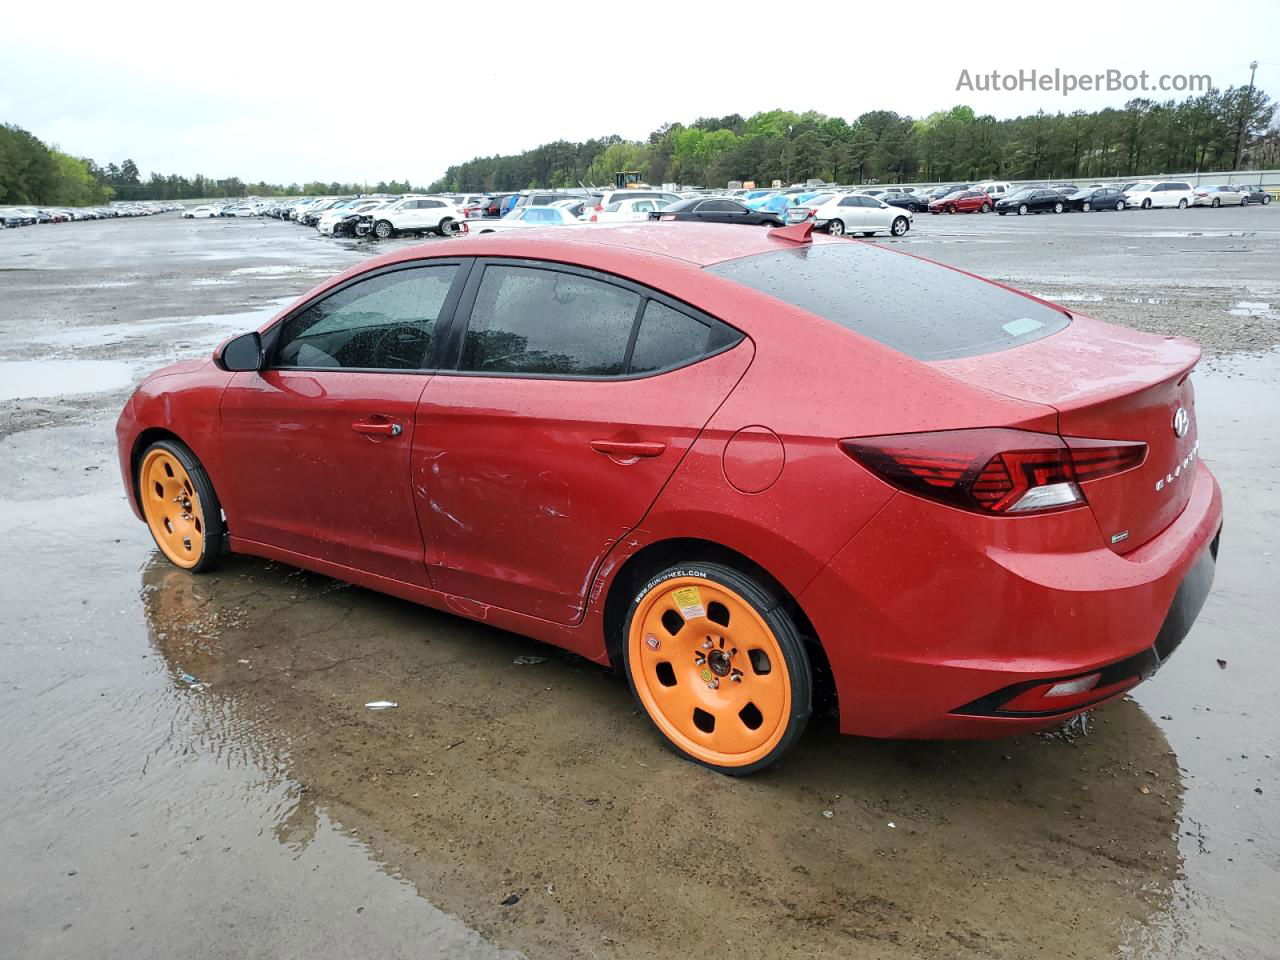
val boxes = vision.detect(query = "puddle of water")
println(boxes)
[0,359,135,401]
[0,494,517,960]
[1228,301,1275,318]
[29,301,291,351]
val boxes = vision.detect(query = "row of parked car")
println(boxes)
[1,201,183,228]
[176,174,1276,246]
[905,179,1275,216]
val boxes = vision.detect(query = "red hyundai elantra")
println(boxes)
[116,222,1221,774]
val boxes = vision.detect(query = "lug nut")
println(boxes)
[694,653,706,666]
[701,639,713,650]
[707,678,719,689]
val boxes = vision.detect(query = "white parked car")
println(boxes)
[792,193,913,237]
[582,189,683,219]
[466,205,587,234]
[590,197,669,223]
[973,180,1013,198]
[1191,185,1245,208]
[182,205,219,219]
[367,197,463,238]
[316,200,394,236]
[1124,180,1195,209]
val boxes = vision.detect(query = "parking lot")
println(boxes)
[1,209,1277,959]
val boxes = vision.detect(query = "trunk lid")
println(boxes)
[934,314,1201,553]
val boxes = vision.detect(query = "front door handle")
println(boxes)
[589,439,666,462]
[352,419,402,437]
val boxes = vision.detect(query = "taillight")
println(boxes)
[590,214,598,222]
[840,428,1145,515]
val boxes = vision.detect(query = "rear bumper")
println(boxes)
[801,460,1223,739]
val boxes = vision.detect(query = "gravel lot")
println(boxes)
[1,211,1277,960]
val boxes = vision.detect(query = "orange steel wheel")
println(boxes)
[625,565,812,773]
[140,446,209,569]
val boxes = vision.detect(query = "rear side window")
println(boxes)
[461,266,639,375]
[629,301,737,374]
[706,243,1070,361]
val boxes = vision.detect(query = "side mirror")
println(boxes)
[217,331,263,372]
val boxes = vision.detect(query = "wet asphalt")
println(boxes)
[0,210,1277,959]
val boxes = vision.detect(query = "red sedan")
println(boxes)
[116,223,1221,775]
[929,189,993,214]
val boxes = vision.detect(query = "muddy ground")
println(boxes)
[1,211,1277,959]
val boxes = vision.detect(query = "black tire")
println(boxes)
[1116,201,1126,211]
[980,202,991,213]
[621,561,813,776]
[1210,198,1220,208]
[1082,201,1091,212]
[1018,204,1028,216]
[1264,195,1272,205]
[373,219,394,239]
[1178,199,1188,209]
[137,439,224,573]
[891,216,909,236]
[438,217,456,236]
[1053,202,1064,214]
[1240,196,1248,206]
[827,218,845,237]
[1142,198,1152,209]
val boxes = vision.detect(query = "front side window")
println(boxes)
[275,265,458,370]
[460,266,640,376]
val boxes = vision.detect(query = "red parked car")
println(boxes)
[117,223,1221,775]
[929,189,993,214]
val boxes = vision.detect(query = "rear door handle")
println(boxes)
[589,440,666,461]
[352,419,402,437]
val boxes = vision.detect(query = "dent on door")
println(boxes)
[412,342,755,624]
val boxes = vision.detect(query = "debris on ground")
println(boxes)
[821,810,833,819]
[500,892,521,907]
[364,701,398,710]
[513,655,547,665]
[1217,658,1228,669]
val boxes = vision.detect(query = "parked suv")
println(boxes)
[369,197,463,238]
[1124,181,1195,209]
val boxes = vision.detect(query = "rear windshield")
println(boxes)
[706,243,1070,361]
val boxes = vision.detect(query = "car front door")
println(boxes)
[414,259,752,624]
[218,261,467,584]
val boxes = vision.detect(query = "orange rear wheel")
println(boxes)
[624,563,812,774]
[138,440,223,572]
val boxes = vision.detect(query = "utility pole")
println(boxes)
[1235,60,1258,171]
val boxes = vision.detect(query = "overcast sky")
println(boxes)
[3,0,1276,185]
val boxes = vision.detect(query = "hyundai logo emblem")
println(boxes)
[1172,407,1190,438]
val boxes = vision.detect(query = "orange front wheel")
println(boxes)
[623,562,812,775]
[138,439,224,572]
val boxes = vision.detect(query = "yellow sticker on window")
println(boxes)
[672,586,705,620]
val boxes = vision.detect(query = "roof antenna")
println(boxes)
[767,221,814,243]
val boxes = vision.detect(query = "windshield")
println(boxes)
[1005,189,1034,200]
[706,243,1070,361]
[1127,182,1154,192]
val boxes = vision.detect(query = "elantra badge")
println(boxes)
[1172,407,1190,438]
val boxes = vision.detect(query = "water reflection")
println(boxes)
[141,553,1185,959]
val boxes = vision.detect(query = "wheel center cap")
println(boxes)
[707,649,731,677]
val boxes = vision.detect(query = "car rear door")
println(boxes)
[414,259,753,624]
[218,260,468,584]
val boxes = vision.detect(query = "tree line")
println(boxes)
[429,86,1277,192]
[1,122,432,204]
[3,84,1275,205]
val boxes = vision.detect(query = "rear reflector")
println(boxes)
[840,428,1145,515]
